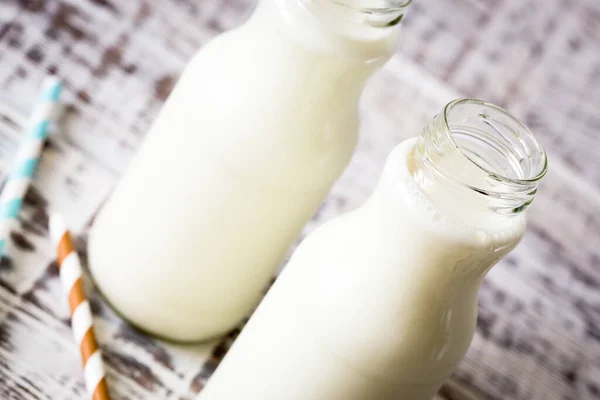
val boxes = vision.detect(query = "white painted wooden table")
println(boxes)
[0,0,599,399]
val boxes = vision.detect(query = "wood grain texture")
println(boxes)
[0,0,598,399]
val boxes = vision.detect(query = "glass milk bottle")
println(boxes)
[88,0,412,342]
[198,99,548,400]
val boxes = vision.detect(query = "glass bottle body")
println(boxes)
[88,0,409,342]
[198,99,546,399]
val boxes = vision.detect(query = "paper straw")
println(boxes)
[0,76,62,257]
[50,213,111,400]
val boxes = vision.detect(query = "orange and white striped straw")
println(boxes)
[49,213,111,400]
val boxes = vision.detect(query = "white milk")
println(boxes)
[198,100,547,399]
[88,0,410,341]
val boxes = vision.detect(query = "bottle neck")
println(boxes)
[297,0,412,28]
[251,0,410,64]
[364,138,516,291]
[410,99,547,225]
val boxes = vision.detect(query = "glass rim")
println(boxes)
[442,98,548,186]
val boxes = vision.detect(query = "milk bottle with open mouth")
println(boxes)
[198,99,548,399]
[88,0,413,342]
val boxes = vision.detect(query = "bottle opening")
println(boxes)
[416,99,548,215]
[444,99,547,185]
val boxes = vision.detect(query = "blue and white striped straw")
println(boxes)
[0,77,63,257]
